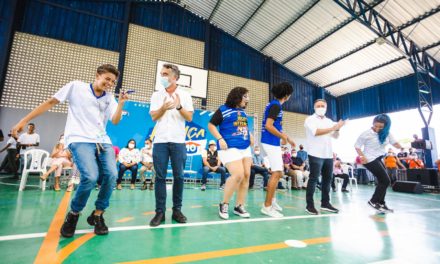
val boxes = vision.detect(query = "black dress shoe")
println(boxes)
[172,210,187,223]
[149,212,165,227]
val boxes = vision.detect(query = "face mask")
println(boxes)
[315,107,327,117]
[128,143,135,149]
[254,151,260,155]
[59,138,65,144]
[292,153,297,158]
[146,144,151,149]
[212,146,217,151]
[387,152,393,156]
[160,76,170,89]
[7,134,11,137]
[299,147,303,150]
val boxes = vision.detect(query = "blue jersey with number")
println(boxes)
[217,105,250,150]
[261,100,282,146]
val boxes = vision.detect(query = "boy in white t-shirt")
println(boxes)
[12,64,128,237]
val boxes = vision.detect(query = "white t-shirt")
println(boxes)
[141,147,153,163]
[7,137,17,150]
[355,128,397,162]
[18,133,40,155]
[53,81,118,147]
[118,148,141,164]
[304,114,336,159]
[150,88,194,144]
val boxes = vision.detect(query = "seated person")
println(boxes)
[40,134,73,191]
[201,140,227,191]
[286,149,309,190]
[117,139,141,190]
[397,148,409,168]
[408,154,424,169]
[249,146,269,189]
[331,158,349,192]
[384,149,405,184]
[140,139,155,191]
[0,131,19,177]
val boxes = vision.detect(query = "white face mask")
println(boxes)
[146,144,151,149]
[128,143,135,149]
[160,76,170,89]
[254,151,260,155]
[291,153,297,158]
[59,138,64,144]
[315,107,327,117]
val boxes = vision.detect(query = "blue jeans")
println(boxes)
[117,163,138,184]
[306,155,333,207]
[69,143,117,213]
[153,143,186,213]
[201,165,227,185]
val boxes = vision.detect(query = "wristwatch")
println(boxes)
[176,105,183,110]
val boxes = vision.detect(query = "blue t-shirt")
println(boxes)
[210,105,250,150]
[261,100,282,146]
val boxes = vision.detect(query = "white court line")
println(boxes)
[0,213,339,241]
[2,208,440,242]
[368,251,440,264]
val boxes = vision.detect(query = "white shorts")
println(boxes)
[218,147,252,165]
[262,143,283,172]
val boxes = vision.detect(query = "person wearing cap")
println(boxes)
[200,140,227,191]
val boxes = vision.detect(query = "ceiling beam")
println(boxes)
[208,0,223,22]
[259,0,320,51]
[234,0,268,37]
[304,5,440,77]
[281,0,385,65]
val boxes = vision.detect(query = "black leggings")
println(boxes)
[363,157,390,204]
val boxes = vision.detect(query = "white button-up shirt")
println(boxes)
[355,128,397,162]
[304,114,336,159]
[150,88,194,144]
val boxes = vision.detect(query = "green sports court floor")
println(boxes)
[1,175,440,264]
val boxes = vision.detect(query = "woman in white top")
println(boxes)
[355,114,402,213]
[117,139,141,190]
[40,134,73,191]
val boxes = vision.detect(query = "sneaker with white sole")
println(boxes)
[233,204,250,218]
[261,205,283,218]
[379,203,394,213]
[219,203,229,219]
[271,199,283,212]
[368,200,385,213]
[321,203,339,213]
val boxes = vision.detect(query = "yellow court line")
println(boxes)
[117,217,135,223]
[55,233,96,263]
[34,192,72,264]
[119,231,390,264]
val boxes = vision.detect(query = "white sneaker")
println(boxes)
[271,199,283,212]
[261,205,284,218]
[233,204,250,218]
[219,203,229,220]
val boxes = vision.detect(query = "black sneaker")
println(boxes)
[379,203,394,213]
[368,200,385,212]
[87,210,109,235]
[321,203,339,213]
[60,211,79,238]
[233,204,250,218]
[150,212,165,227]
[172,210,187,223]
[305,206,319,215]
[341,189,350,193]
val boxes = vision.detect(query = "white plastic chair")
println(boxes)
[19,149,50,191]
[341,164,357,191]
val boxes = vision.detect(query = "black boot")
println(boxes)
[60,211,80,238]
[149,212,165,227]
[87,210,109,235]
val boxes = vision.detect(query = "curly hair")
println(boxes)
[272,82,293,99]
[373,114,391,144]
[225,87,249,108]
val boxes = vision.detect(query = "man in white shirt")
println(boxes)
[0,131,19,177]
[17,123,40,174]
[304,99,345,215]
[12,64,128,237]
[149,63,194,227]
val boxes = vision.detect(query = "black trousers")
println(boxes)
[0,149,18,175]
[363,157,390,204]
